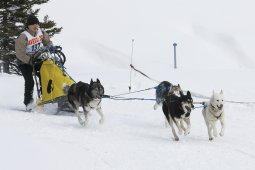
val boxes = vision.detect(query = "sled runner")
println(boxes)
[32,46,75,112]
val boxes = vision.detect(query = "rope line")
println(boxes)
[103,95,155,101]
[110,87,156,97]
[190,91,255,104]
[130,64,160,83]
[104,90,255,105]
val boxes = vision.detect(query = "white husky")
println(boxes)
[202,90,225,141]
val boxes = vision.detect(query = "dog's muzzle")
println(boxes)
[96,94,104,99]
[185,106,192,112]
[191,103,194,109]
[217,104,223,110]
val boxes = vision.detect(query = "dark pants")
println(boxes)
[19,64,34,105]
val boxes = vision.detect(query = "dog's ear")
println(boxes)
[178,84,180,87]
[96,78,101,83]
[180,90,184,97]
[220,90,223,94]
[90,78,93,84]
[187,91,191,97]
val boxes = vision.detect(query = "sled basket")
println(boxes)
[33,47,75,106]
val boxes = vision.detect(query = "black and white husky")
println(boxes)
[162,91,194,141]
[64,79,105,126]
[154,81,183,127]
[202,90,225,141]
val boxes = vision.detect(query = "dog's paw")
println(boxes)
[79,120,86,127]
[219,131,224,136]
[77,116,87,127]
[174,137,179,141]
[99,118,104,124]
[209,137,213,141]
[184,130,190,136]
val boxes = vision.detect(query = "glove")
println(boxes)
[33,51,43,59]
[48,45,56,53]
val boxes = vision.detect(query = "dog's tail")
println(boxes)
[62,83,70,95]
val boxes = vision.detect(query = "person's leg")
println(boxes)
[19,64,34,106]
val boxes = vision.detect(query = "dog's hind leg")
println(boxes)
[96,107,104,124]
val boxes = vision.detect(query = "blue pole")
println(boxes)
[173,43,177,69]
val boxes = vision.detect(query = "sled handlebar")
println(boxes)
[32,46,66,65]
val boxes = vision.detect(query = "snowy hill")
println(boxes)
[1,0,255,170]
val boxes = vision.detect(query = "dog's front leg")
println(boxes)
[180,120,186,131]
[219,115,225,136]
[203,110,213,140]
[211,121,218,138]
[175,119,183,135]
[96,107,104,124]
[184,118,191,135]
[77,107,89,126]
[208,122,214,141]
[76,111,86,126]
[169,117,179,141]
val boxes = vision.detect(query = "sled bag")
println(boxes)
[39,59,75,103]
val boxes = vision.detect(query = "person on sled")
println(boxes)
[15,14,56,111]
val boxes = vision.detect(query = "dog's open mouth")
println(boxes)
[217,105,223,110]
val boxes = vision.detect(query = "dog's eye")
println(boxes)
[217,100,219,102]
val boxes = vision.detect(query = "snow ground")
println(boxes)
[1,68,255,170]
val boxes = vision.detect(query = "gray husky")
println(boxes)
[64,79,105,126]
[202,90,225,141]
[153,81,182,110]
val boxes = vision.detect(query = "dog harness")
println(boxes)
[210,104,223,119]
[203,102,223,119]
[88,100,101,109]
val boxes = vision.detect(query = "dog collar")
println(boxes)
[210,104,223,119]
[214,112,222,119]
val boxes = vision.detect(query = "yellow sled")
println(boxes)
[33,47,75,111]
